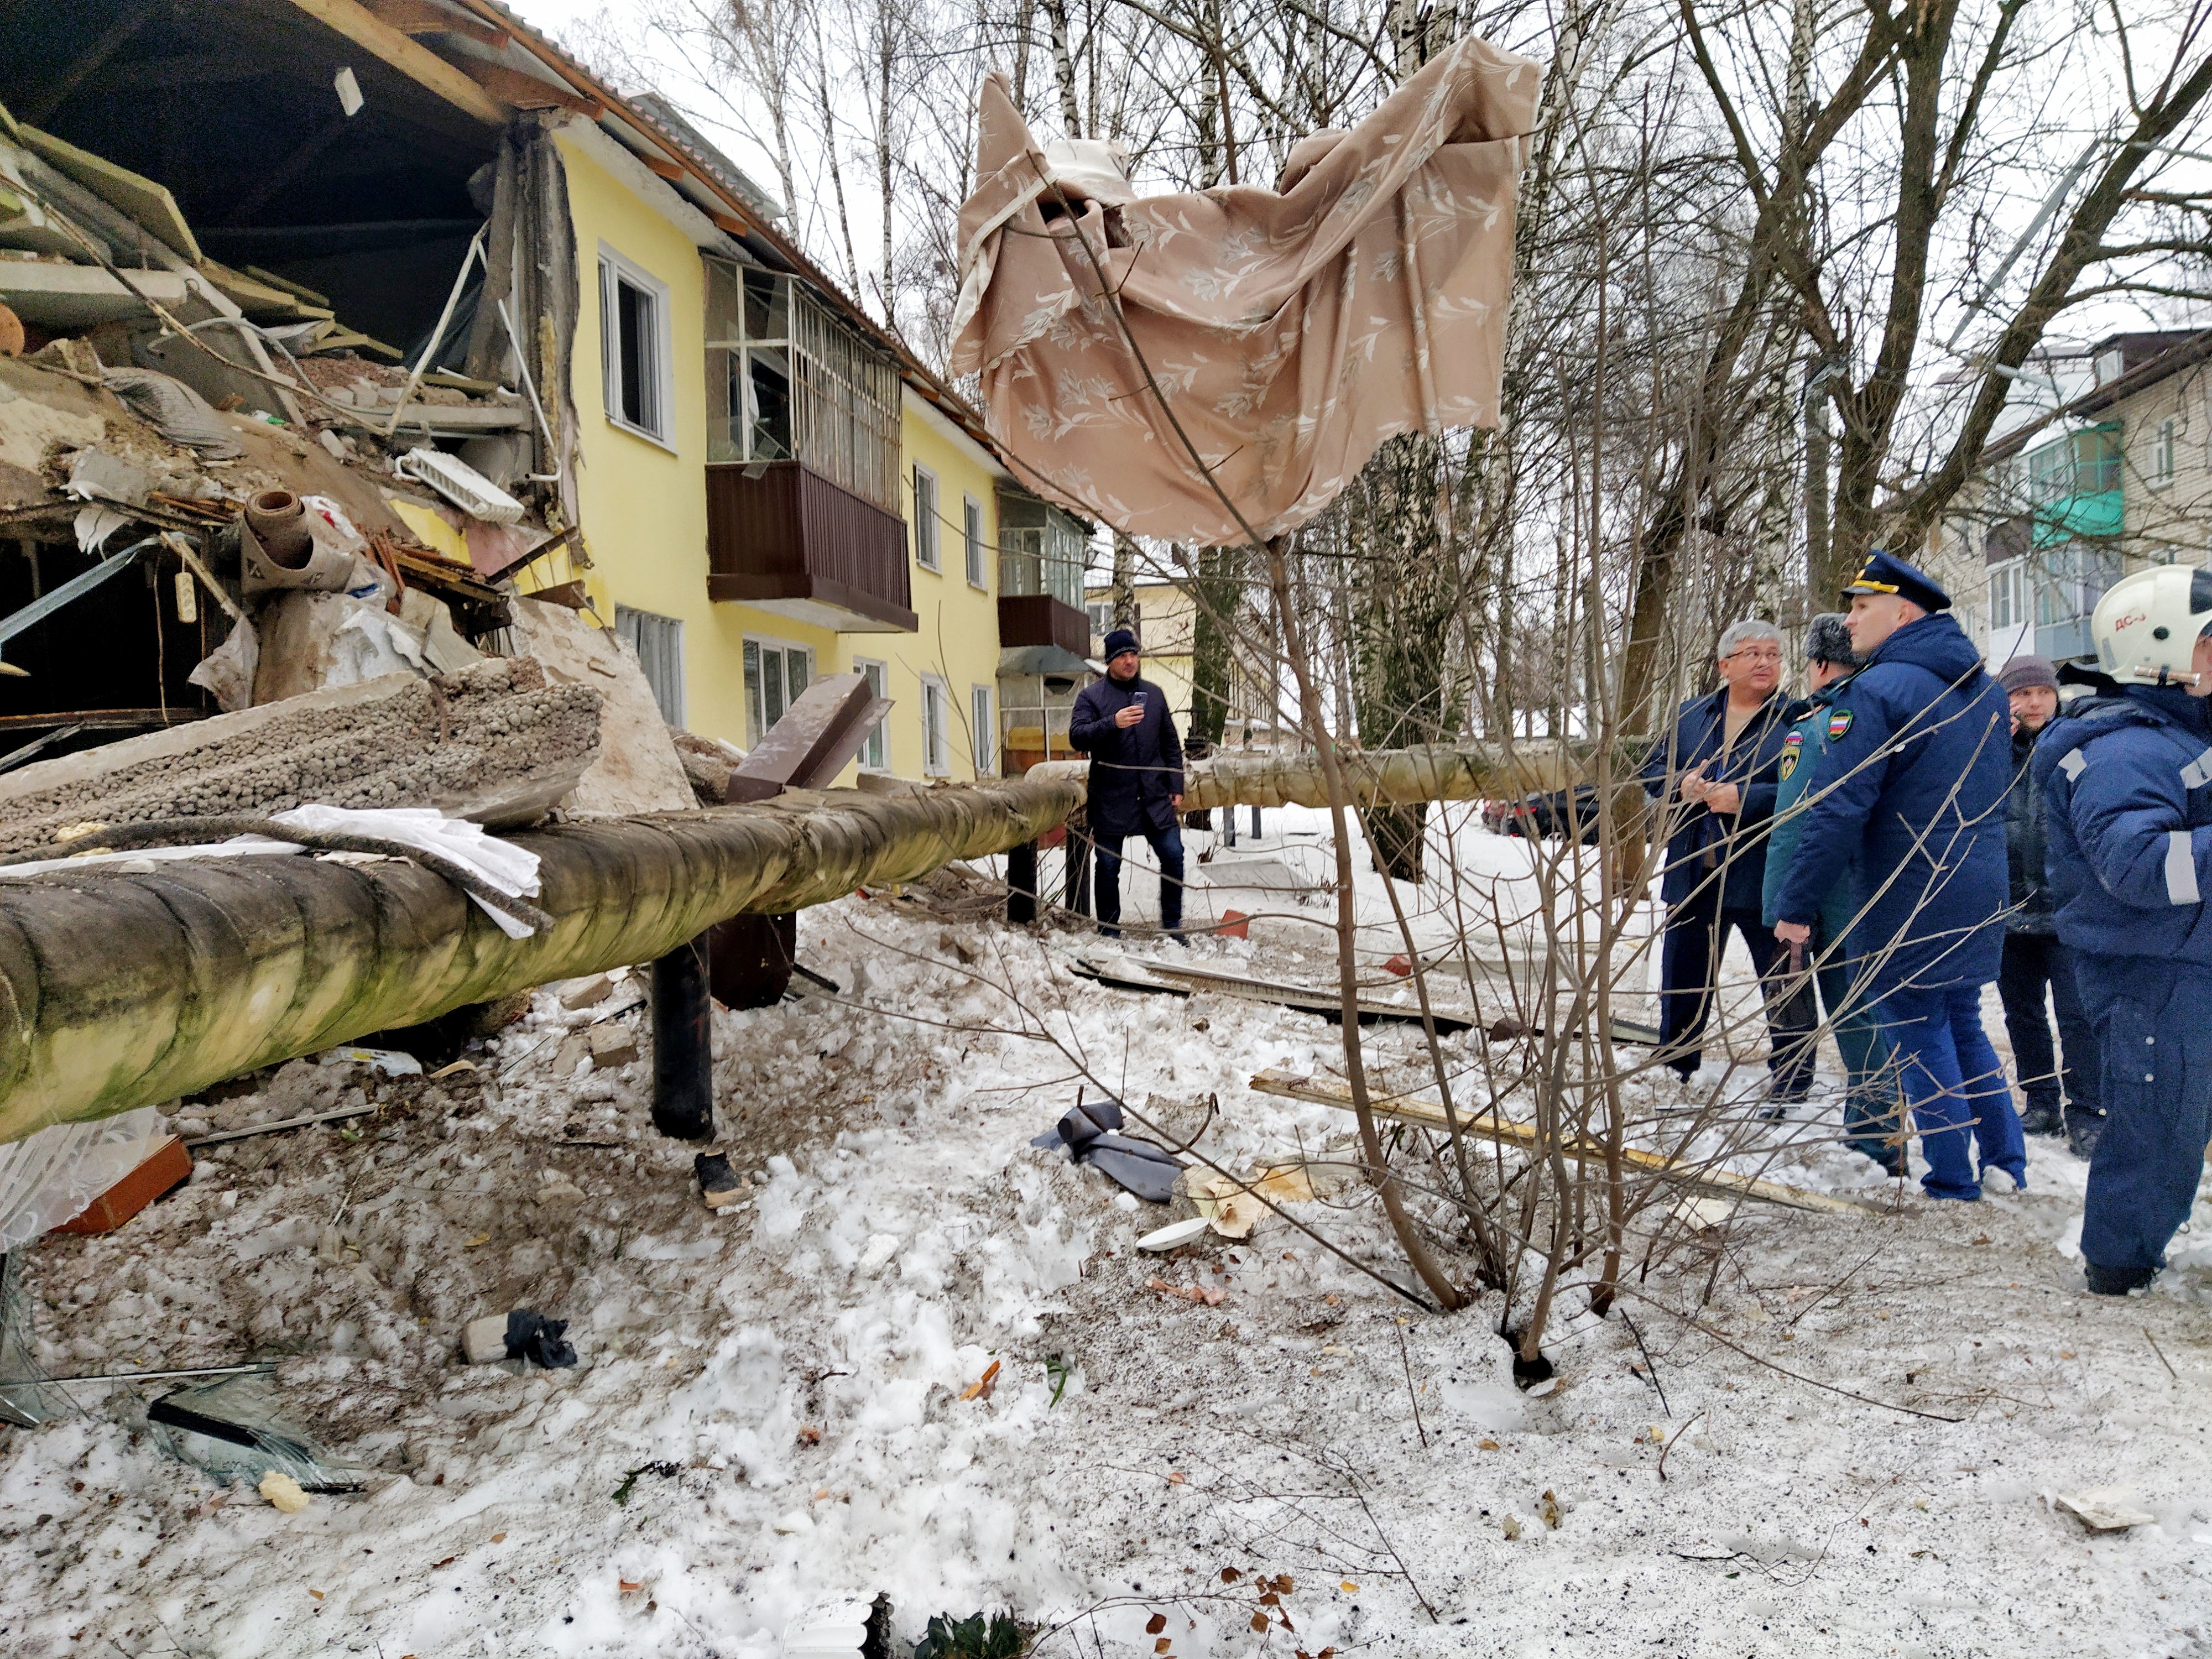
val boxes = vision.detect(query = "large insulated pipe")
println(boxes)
[0,743,1560,1142]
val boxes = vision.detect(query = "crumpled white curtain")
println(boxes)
[0,1105,164,1250]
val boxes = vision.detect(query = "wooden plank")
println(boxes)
[13,124,202,262]
[0,261,192,328]
[360,0,512,47]
[243,264,331,307]
[1246,1069,1870,1217]
[456,60,602,117]
[273,0,510,126]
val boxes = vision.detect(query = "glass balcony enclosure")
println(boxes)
[997,491,1088,607]
[705,261,901,515]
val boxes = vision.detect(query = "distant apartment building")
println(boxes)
[1937,330,2212,665]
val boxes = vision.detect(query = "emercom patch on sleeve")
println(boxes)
[1780,731,1804,781]
[1826,709,1854,742]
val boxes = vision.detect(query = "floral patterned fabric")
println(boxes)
[947,35,1542,544]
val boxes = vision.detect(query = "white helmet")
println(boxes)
[2091,564,2212,685]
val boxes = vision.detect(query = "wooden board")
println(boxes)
[15,124,201,262]
[1246,1068,1870,1217]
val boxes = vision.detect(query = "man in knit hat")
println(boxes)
[1996,654,2105,1155]
[1070,627,1187,937]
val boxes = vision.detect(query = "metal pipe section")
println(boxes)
[650,932,714,1141]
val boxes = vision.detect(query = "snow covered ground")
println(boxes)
[2,814,2209,1658]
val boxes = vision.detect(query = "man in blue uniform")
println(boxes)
[1771,552,2022,1201]
[1639,619,1813,1098]
[1069,628,1187,938]
[2031,565,2212,1294]
[1761,614,1899,1170]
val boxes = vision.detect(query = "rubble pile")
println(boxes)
[0,656,601,851]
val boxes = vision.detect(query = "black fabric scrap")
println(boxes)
[1028,1096,1182,1203]
[504,1308,577,1368]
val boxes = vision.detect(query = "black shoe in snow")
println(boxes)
[2018,1102,2064,1137]
[2065,1109,2107,1160]
[2084,1259,2156,1297]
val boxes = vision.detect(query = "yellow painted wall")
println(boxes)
[550,133,839,750]
[864,390,1006,781]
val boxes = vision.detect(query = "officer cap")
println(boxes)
[1841,549,1950,613]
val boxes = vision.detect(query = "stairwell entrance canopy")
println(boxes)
[946,35,1542,545]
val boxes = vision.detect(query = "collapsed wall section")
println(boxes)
[0,657,601,851]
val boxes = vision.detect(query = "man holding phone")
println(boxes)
[1070,627,1188,938]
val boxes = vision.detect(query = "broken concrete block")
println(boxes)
[557,973,614,1011]
[507,598,695,817]
[587,1024,639,1069]
[0,655,599,851]
[461,1314,509,1365]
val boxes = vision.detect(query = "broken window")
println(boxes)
[705,262,898,510]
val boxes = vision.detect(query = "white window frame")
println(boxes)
[743,634,815,747]
[971,685,995,777]
[2152,417,2178,489]
[614,604,686,727]
[1989,557,2024,632]
[964,495,987,589]
[921,675,950,776]
[912,465,940,572]
[597,242,676,450]
[853,656,889,770]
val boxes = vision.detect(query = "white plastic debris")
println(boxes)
[317,1046,423,1078]
[2054,1487,2156,1531]
[783,1598,880,1657]
[462,1314,510,1365]
[1135,1217,1210,1253]
[398,447,525,525]
[270,805,544,937]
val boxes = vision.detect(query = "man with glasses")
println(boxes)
[1641,618,1814,1102]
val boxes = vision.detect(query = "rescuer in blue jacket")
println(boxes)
[1760,614,1899,1171]
[2031,564,2212,1295]
[1772,552,2022,1201]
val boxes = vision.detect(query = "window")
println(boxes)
[854,658,888,769]
[912,466,940,570]
[999,489,1089,606]
[615,606,685,726]
[922,676,949,776]
[742,637,813,745]
[2152,418,2178,489]
[598,244,673,445]
[1087,599,1114,635]
[964,496,986,588]
[971,686,995,776]
[1989,560,2025,632]
[703,263,901,508]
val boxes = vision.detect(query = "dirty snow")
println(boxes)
[1,807,2208,1658]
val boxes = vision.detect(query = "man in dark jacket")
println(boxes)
[1994,654,2105,1155]
[1761,614,1898,1168]
[1069,628,1187,937]
[1640,618,1813,1095]
[2032,564,2212,1295]
[1772,551,2022,1201]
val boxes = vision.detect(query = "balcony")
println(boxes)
[706,461,916,634]
[998,594,1091,665]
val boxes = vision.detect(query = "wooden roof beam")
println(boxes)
[359,0,512,48]
[272,0,510,126]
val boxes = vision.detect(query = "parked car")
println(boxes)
[1494,785,1604,844]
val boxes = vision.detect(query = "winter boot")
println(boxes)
[2018,1097,2064,1138]
[2084,1258,2156,1297]
[2064,1107,2107,1160]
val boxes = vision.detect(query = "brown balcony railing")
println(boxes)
[998,593,1091,657]
[706,461,916,633]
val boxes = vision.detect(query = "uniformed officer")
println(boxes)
[1770,551,2021,1201]
[2032,564,2212,1295]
